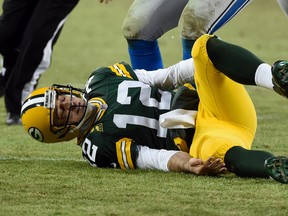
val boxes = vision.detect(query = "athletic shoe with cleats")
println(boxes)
[6,113,22,126]
[271,60,288,98]
[264,156,288,184]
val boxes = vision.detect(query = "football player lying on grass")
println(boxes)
[21,34,288,183]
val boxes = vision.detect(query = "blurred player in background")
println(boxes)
[21,34,288,183]
[122,0,288,70]
[0,0,79,125]
[0,0,113,126]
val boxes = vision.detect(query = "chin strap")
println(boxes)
[76,100,108,145]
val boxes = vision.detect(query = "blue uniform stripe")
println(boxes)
[208,0,251,34]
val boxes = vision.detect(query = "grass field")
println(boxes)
[1,0,288,215]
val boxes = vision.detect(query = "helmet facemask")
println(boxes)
[21,84,87,143]
[49,84,87,139]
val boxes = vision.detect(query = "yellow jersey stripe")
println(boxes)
[116,138,135,169]
[108,63,132,79]
[174,137,189,152]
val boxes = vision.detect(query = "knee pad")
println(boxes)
[122,13,146,40]
[179,0,215,40]
[190,137,235,161]
[122,0,187,40]
[122,0,157,40]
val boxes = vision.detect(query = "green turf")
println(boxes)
[1,0,288,215]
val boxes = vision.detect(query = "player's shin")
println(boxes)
[127,39,163,70]
[224,146,274,178]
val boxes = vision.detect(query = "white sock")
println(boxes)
[255,63,273,90]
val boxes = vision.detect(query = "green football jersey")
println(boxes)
[81,62,195,169]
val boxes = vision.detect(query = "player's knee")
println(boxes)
[191,34,210,60]
[122,6,156,41]
[122,14,141,39]
[179,0,215,39]
[122,16,160,41]
[195,138,233,161]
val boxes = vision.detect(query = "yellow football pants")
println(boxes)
[189,34,257,161]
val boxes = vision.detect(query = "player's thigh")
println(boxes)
[179,0,252,39]
[122,0,189,40]
[192,34,257,132]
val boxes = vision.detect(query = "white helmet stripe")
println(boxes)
[21,97,45,115]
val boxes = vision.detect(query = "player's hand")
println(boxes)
[189,157,227,176]
[99,0,112,4]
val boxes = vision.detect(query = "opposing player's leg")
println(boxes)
[179,0,251,60]
[122,0,188,70]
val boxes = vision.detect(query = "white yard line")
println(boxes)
[0,156,84,162]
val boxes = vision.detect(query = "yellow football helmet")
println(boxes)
[21,84,86,143]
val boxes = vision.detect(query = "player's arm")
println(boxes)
[136,145,226,175]
[134,59,195,90]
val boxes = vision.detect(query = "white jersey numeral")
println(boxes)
[114,81,171,138]
[85,75,94,94]
[82,138,98,162]
[117,80,171,109]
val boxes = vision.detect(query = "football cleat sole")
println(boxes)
[264,156,288,184]
[271,60,288,98]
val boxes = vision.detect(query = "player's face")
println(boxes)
[53,94,86,126]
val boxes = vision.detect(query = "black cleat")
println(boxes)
[264,156,288,184]
[271,60,288,98]
[6,113,22,126]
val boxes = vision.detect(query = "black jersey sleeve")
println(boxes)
[84,62,139,99]
[88,62,138,82]
[81,130,139,170]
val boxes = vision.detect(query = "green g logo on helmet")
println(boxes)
[28,127,44,142]
[21,85,84,143]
